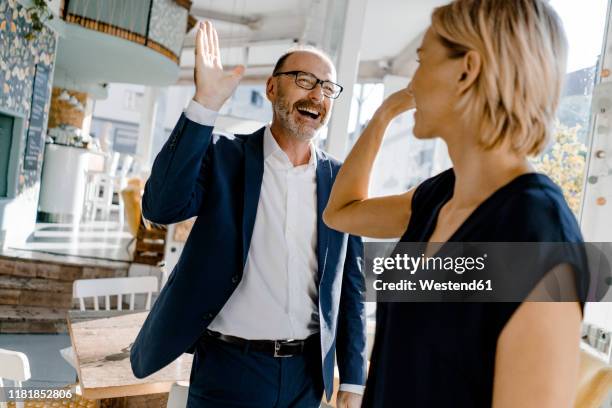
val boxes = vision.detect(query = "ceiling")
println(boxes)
[359,0,448,61]
[52,21,179,96]
[49,0,449,92]
[180,0,449,83]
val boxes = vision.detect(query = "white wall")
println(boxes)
[93,83,145,124]
[0,185,39,249]
[163,85,195,129]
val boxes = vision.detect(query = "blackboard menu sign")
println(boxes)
[0,67,4,102]
[24,64,50,171]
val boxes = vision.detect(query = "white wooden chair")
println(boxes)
[576,348,612,408]
[84,152,135,223]
[0,348,31,408]
[110,154,134,225]
[162,219,195,290]
[83,151,120,222]
[60,276,159,369]
[166,381,189,408]
[161,224,180,290]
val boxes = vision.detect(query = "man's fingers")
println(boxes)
[212,25,221,68]
[195,21,203,57]
[200,22,209,55]
[200,21,211,64]
[206,21,215,60]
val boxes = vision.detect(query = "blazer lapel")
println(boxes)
[316,150,332,282]
[242,127,265,267]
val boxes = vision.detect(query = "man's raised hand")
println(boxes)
[193,21,245,111]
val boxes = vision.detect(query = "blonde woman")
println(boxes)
[323,0,586,407]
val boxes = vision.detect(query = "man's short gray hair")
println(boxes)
[272,45,335,75]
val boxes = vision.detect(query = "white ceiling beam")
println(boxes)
[183,35,296,49]
[357,60,391,82]
[300,0,330,47]
[190,7,261,29]
[178,58,391,86]
[177,64,275,85]
[388,30,425,77]
[183,13,306,48]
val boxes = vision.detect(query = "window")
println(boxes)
[347,83,385,147]
[0,113,14,197]
[531,0,609,216]
[250,90,264,108]
[219,84,272,125]
[123,90,143,111]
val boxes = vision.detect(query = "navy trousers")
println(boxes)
[186,334,324,408]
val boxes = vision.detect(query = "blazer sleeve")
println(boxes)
[141,113,214,224]
[336,234,368,386]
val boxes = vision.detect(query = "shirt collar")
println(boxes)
[263,125,317,170]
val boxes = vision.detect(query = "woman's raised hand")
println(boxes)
[376,84,416,121]
[193,21,245,111]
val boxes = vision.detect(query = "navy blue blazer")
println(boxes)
[129,114,367,399]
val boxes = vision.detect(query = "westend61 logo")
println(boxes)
[372,253,488,275]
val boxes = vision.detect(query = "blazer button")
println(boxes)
[204,312,214,320]
[231,275,239,284]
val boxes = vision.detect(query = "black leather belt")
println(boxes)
[204,329,317,357]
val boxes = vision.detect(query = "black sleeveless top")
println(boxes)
[362,168,586,408]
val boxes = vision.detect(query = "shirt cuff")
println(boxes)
[184,99,219,127]
[339,383,365,395]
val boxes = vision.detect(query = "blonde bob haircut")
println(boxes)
[431,0,568,156]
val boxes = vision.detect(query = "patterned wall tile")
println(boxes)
[0,0,57,193]
[148,0,187,56]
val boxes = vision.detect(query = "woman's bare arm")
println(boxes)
[492,300,582,408]
[323,87,416,239]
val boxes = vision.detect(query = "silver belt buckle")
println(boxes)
[274,340,293,358]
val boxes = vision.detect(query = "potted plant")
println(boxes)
[25,0,54,41]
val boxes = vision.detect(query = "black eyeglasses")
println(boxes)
[273,71,343,99]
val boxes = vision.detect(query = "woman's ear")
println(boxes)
[457,50,482,94]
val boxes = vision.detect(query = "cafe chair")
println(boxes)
[575,349,612,408]
[83,153,133,224]
[59,276,159,370]
[0,348,31,408]
[83,151,120,222]
[121,178,168,268]
[110,154,134,225]
[166,381,189,408]
[162,219,195,289]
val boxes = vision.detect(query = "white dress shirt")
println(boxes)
[183,100,364,395]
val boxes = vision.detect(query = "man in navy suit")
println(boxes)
[130,21,366,407]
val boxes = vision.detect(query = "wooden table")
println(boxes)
[67,310,193,400]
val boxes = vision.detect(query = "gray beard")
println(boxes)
[274,99,319,142]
